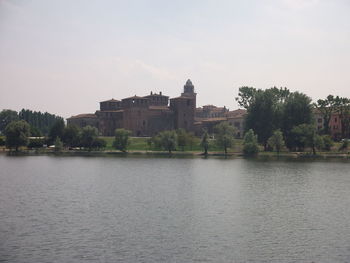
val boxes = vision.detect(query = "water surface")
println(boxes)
[1,155,350,262]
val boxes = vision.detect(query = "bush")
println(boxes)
[92,138,107,150]
[0,136,5,146]
[339,139,349,151]
[243,129,259,156]
[28,138,45,148]
[322,135,334,151]
[113,129,131,152]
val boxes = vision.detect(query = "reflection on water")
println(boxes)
[0,155,350,262]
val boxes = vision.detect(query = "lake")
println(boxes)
[1,155,350,262]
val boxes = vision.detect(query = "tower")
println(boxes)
[170,79,197,131]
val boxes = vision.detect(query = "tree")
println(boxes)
[0,110,18,134]
[282,92,313,150]
[268,130,285,154]
[321,135,334,151]
[54,137,63,152]
[334,96,350,139]
[214,122,236,155]
[316,95,337,135]
[4,120,31,151]
[243,129,259,156]
[92,138,107,150]
[113,129,131,152]
[48,119,65,144]
[80,126,98,151]
[200,129,209,155]
[62,125,81,147]
[158,130,177,153]
[176,129,189,151]
[291,124,323,155]
[339,139,349,152]
[30,125,42,137]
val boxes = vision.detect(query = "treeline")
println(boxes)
[0,109,63,136]
[236,87,350,153]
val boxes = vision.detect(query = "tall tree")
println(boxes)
[62,125,81,147]
[48,119,65,144]
[0,110,19,134]
[113,129,131,152]
[268,129,285,154]
[158,130,178,153]
[200,129,209,155]
[316,95,337,135]
[4,120,31,151]
[214,122,236,155]
[282,92,313,150]
[291,124,323,155]
[80,126,98,151]
[243,129,259,156]
[334,96,350,139]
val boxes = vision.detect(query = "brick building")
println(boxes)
[68,79,197,136]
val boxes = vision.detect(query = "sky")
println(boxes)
[1,0,350,118]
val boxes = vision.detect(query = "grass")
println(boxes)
[100,136,244,153]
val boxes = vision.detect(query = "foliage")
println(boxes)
[18,109,63,136]
[291,124,323,154]
[339,139,349,151]
[4,120,31,151]
[214,122,236,154]
[80,126,98,150]
[62,125,81,147]
[321,135,334,151]
[54,137,63,152]
[91,138,107,150]
[28,138,45,148]
[316,95,337,135]
[30,125,42,137]
[0,136,5,146]
[176,129,190,151]
[113,129,132,152]
[268,129,285,153]
[282,92,313,150]
[0,109,19,134]
[243,129,259,156]
[200,129,209,155]
[158,130,178,153]
[48,119,65,144]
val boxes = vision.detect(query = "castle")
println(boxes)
[67,80,246,137]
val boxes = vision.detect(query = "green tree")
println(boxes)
[334,96,350,139]
[282,92,313,150]
[54,137,63,152]
[316,95,337,135]
[80,126,98,151]
[62,125,81,147]
[0,110,18,134]
[30,125,42,137]
[92,138,107,150]
[267,129,285,154]
[176,128,189,151]
[48,119,65,144]
[113,129,131,152]
[214,122,236,155]
[339,139,349,151]
[321,135,334,151]
[291,124,323,155]
[158,130,177,153]
[200,129,209,155]
[4,120,31,151]
[243,129,259,156]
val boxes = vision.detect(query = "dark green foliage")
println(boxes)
[214,122,236,154]
[200,129,209,155]
[62,125,81,147]
[80,126,98,150]
[158,130,178,153]
[4,120,31,151]
[28,138,45,148]
[18,109,63,136]
[243,129,259,156]
[339,139,349,151]
[321,135,334,151]
[282,92,313,150]
[316,95,337,135]
[268,129,285,153]
[30,125,42,137]
[48,119,65,144]
[176,129,189,151]
[54,137,63,152]
[0,110,19,134]
[91,138,107,150]
[0,136,5,146]
[291,124,323,154]
[113,129,131,152]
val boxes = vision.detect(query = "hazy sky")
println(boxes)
[1,0,350,118]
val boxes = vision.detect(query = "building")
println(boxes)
[67,79,197,136]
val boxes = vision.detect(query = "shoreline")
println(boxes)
[1,148,350,160]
